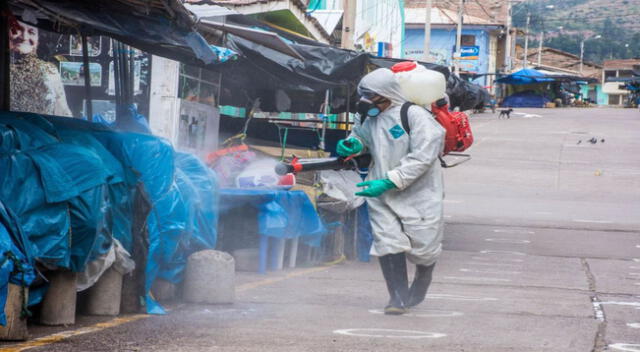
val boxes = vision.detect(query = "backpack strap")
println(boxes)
[400,101,447,168]
[400,102,414,135]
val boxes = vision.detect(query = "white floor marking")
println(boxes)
[627,323,640,329]
[443,276,512,283]
[443,199,463,204]
[493,229,535,234]
[426,293,498,301]
[333,328,446,339]
[634,259,640,263]
[368,309,464,318]
[471,256,524,263]
[459,268,521,275]
[598,301,640,308]
[608,343,640,352]
[592,298,605,322]
[572,219,613,224]
[485,238,531,244]
[480,250,526,256]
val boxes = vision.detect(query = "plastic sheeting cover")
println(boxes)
[219,189,326,246]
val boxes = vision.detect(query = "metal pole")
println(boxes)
[81,34,93,121]
[523,13,530,68]
[579,39,584,75]
[504,0,512,72]
[537,31,544,66]
[341,0,355,49]
[319,89,330,150]
[1,9,10,111]
[454,0,464,75]
[423,0,432,62]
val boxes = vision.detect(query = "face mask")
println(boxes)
[357,98,382,118]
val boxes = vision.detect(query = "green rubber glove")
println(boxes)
[336,138,363,157]
[356,179,396,197]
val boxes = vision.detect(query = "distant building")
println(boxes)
[602,59,640,106]
[515,46,604,104]
[307,0,404,58]
[403,2,509,89]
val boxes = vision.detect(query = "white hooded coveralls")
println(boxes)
[351,68,445,266]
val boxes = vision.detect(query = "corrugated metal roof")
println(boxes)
[405,7,496,26]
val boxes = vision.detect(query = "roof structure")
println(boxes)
[185,0,331,43]
[603,59,640,70]
[405,0,509,25]
[514,46,602,80]
[405,6,498,26]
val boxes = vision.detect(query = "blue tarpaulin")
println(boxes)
[501,91,550,108]
[0,111,219,318]
[496,68,555,85]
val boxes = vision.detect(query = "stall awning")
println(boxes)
[496,68,555,85]
[8,0,221,66]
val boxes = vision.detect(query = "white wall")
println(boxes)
[148,56,181,144]
[353,0,403,58]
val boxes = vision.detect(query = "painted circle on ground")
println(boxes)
[333,328,446,339]
[427,293,498,301]
[627,323,640,329]
[368,309,464,318]
[443,276,512,283]
[471,256,524,263]
[493,229,535,234]
[480,250,526,256]
[609,343,640,352]
[459,268,521,275]
[485,238,531,244]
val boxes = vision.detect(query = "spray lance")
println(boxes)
[274,141,370,175]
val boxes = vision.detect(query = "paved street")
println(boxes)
[3,107,640,352]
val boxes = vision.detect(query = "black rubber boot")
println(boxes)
[379,253,409,315]
[406,263,436,308]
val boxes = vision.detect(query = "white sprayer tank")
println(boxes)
[393,61,446,106]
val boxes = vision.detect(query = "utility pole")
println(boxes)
[522,13,530,68]
[454,0,464,75]
[579,39,585,75]
[537,31,544,66]
[423,0,433,62]
[504,0,513,72]
[341,0,356,49]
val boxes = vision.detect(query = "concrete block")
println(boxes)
[85,267,123,316]
[120,271,142,314]
[183,250,235,304]
[40,271,77,326]
[0,284,29,341]
[151,279,176,302]
[232,248,260,272]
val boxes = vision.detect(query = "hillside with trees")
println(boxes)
[512,0,640,64]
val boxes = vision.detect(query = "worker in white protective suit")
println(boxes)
[336,68,445,315]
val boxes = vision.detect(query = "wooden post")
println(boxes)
[0,284,29,341]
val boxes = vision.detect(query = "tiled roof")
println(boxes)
[603,59,640,70]
[405,0,508,25]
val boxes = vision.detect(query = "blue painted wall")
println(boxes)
[404,27,490,85]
